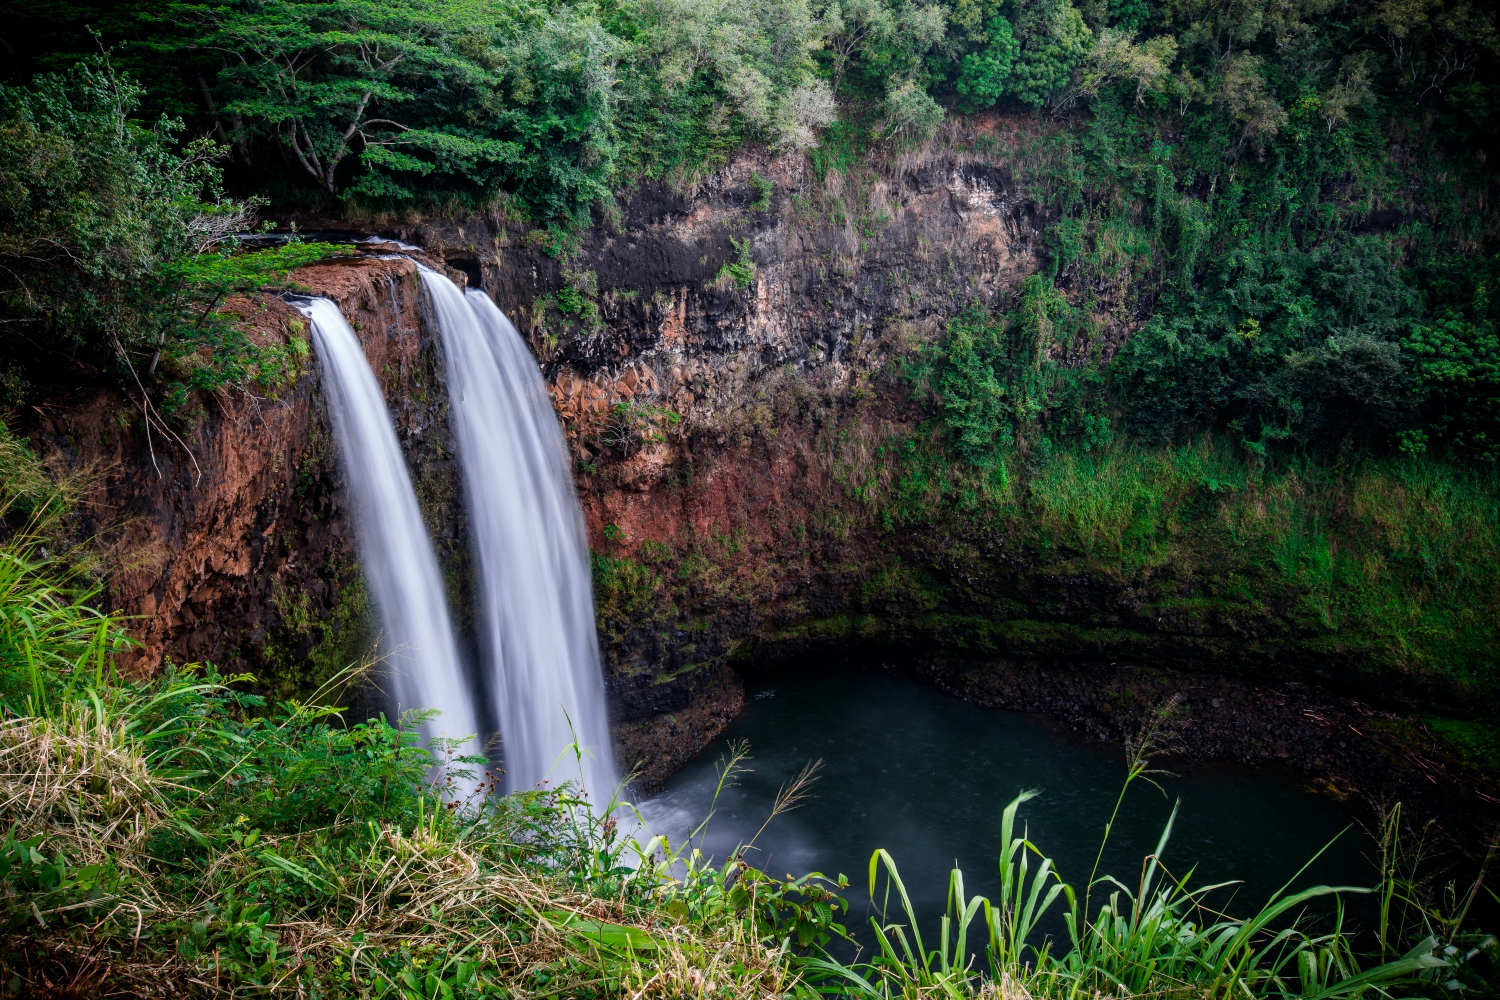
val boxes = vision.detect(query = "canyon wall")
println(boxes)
[25,137,1060,777]
[24,133,1481,800]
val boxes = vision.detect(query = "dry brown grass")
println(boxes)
[4,754,795,997]
[0,708,164,867]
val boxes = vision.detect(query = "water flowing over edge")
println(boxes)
[300,297,482,787]
[420,271,620,806]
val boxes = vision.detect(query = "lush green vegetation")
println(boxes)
[0,53,352,412]
[0,424,1494,995]
[855,420,1500,699]
[4,0,1497,453]
[0,424,799,995]
[0,0,1493,468]
[3,4,1500,986]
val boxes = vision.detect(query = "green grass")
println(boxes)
[0,548,797,996]
[1424,717,1500,773]
[861,431,1500,709]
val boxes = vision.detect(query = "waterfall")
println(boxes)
[301,298,481,775]
[419,270,619,803]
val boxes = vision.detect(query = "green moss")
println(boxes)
[860,434,1500,702]
[1423,716,1500,773]
[251,564,374,705]
[592,553,672,622]
[858,559,944,614]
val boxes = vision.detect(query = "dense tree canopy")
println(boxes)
[0,0,1497,459]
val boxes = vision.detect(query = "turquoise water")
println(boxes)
[647,665,1373,947]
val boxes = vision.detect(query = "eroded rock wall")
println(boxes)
[419,147,1051,740]
[28,140,1052,773]
[27,256,472,702]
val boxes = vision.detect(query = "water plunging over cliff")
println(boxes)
[302,298,481,766]
[420,271,618,802]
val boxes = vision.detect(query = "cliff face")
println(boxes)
[28,257,472,702]
[28,135,1448,787]
[27,139,1052,773]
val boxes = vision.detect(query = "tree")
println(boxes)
[823,0,896,94]
[880,76,944,147]
[1048,26,1175,112]
[1008,1,1092,110]
[0,55,337,417]
[0,56,229,371]
[628,0,830,152]
[951,0,1098,112]
[175,0,486,195]
[854,0,947,91]
[956,15,1019,109]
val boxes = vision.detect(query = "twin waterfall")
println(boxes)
[423,275,616,799]
[300,272,618,804]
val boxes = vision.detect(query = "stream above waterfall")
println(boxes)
[647,665,1372,939]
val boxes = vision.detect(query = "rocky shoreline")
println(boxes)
[612,666,745,792]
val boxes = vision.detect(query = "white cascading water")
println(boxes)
[301,298,481,773]
[419,269,619,803]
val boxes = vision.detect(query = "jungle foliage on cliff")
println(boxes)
[0,52,352,412]
[3,0,1496,452]
[5,0,1500,717]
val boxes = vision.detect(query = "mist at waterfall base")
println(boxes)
[649,666,1372,946]
[419,269,618,799]
[301,298,481,765]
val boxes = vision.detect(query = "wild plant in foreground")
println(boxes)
[796,740,1493,1000]
[0,658,806,997]
[638,746,853,955]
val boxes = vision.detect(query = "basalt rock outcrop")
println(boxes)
[26,256,471,702]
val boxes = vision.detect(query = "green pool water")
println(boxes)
[646,665,1373,948]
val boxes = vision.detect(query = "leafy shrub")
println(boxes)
[911,280,1104,467]
[1403,313,1500,461]
[600,400,682,456]
[749,171,774,211]
[0,56,346,406]
[0,58,231,377]
[713,236,757,290]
